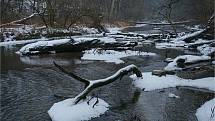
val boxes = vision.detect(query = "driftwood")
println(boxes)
[53,62,142,104]
[0,13,38,27]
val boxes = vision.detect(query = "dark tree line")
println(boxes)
[1,0,214,26]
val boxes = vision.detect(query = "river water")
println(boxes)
[1,29,214,121]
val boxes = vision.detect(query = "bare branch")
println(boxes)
[53,61,90,87]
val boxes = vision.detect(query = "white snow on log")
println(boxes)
[156,41,187,49]
[81,49,156,64]
[16,39,71,55]
[48,97,109,121]
[174,29,205,42]
[196,98,215,121]
[0,38,48,46]
[197,44,215,56]
[130,72,215,91]
[168,93,180,99]
[73,37,116,43]
[164,55,211,71]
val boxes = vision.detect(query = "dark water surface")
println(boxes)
[1,38,214,121]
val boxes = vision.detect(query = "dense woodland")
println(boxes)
[1,0,214,26]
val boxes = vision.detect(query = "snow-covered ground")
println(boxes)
[48,96,109,121]
[164,55,211,71]
[130,72,215,91]
[196,98,215,121]
[81,49,156,64]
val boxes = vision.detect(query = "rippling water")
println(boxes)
[1,41,214,121]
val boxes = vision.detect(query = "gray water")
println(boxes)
[1,36,214,120]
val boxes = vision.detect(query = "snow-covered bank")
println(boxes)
[164,55,211,71]
[130,72,215,91]
[48,97,109,121]
[81,49,156,64]
[196,98,215,121]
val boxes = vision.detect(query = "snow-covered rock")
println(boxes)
[164,55,211,71]
[48,97,109,121]
[196,98,215,121]
[130,72,215,91]
[81,49,156,64]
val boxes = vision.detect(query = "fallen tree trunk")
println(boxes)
[0,13,38,27]
[175,13,214,43]
[188,40,215,48]
[17,38,138,55]
[136,20,195,25]
[54,62,142,104]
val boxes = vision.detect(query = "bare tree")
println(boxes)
[157,0,179,36]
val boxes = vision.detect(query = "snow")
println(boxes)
[0,38,48,46]
[48,97,109,121]
[197,44,215,56]
[168,93,180,99]
[73,36,116,43]
[16,39,71,55]
[156,41,186,49]
[130,72,215,91]
[196,98,215,121]
[164,55,211,71]
[81,49,156,64]
[106,27,121,34]
[174,29,205,42]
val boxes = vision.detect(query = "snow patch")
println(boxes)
[168,93,180,99]
[48,97,109,121]
[81,49,156,64]
[196,98,215,121]
[130,72,215,91]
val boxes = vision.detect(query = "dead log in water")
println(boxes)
[53,62,142,104]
